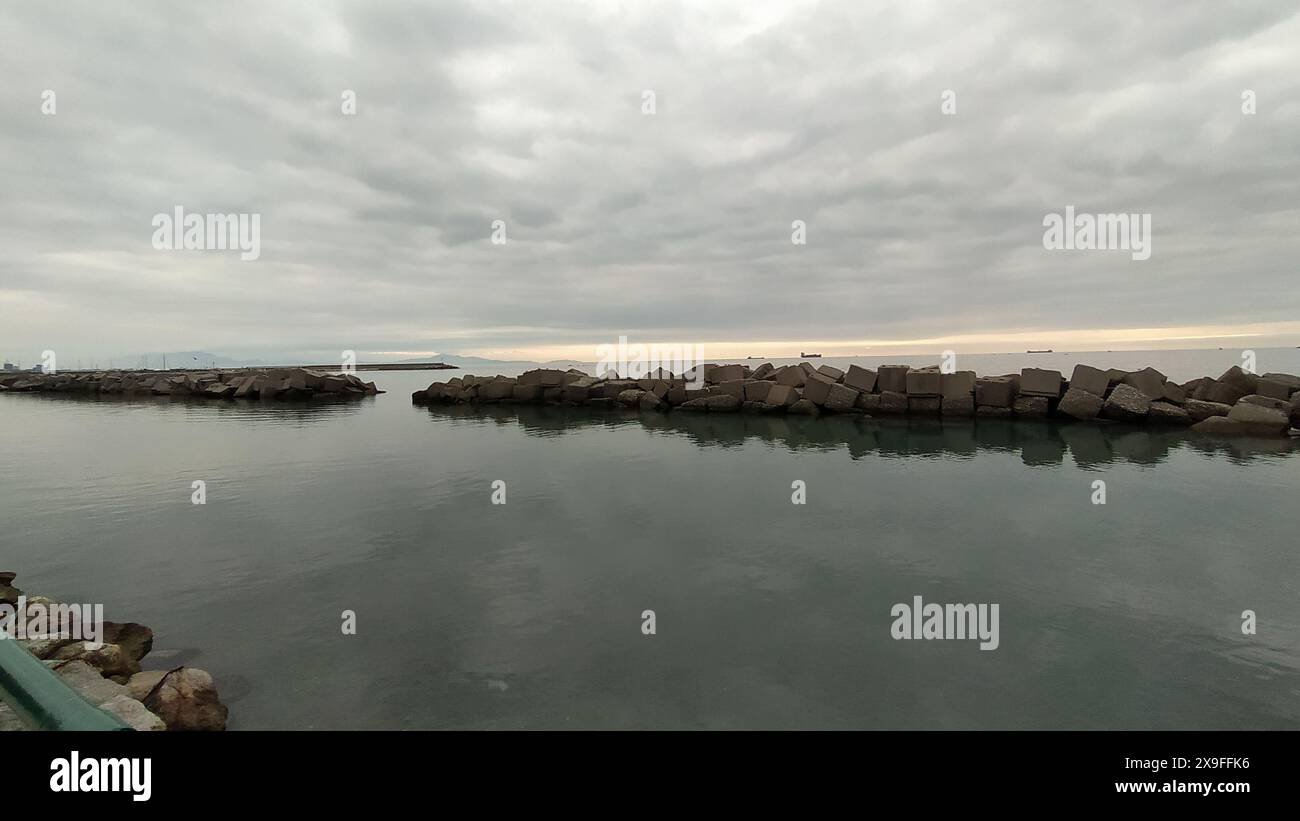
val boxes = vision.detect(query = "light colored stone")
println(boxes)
[99,694,166,731]
[1101,383,1150,421]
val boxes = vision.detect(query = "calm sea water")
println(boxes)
[2,349,1298,729]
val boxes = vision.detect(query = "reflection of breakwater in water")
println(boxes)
[418,402,1300,467]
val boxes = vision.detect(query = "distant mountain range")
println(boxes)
[86,350,560,371]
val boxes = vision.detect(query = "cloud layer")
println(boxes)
[3,0,1299,363]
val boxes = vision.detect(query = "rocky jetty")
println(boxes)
[0,368,382,400]
[414,363,1300,436]
[0,572,228,732]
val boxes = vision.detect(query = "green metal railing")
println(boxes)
[0,638,132,730]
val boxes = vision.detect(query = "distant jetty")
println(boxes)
[413,362,1300,437]
[0,367,385,400]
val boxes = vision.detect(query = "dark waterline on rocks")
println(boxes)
[2,352,1299,729]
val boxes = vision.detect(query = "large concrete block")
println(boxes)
[1020,368,1064,398]
[905,368,941,397]
[877,365,910,393]
[1183,398,1231,422]
[480,378,517,401]
[1148,401,1191,425]
[975,377,1017,408]
[512,383,542,402]
[940,395,974,416]
[1261,373,1300,395]
[1204,380,1249,406]
[1057,387,1104,420]
[909,397,941,415]
[536,369,566,387]
[744,381,773,403]
[1069,364,1110,398]
[750,362,774,380]
[1161,382,1186,405]
[878,390,908,413]
[770,366,802,387]
[719,379,749,398]
[1122,366,1166,401]
[1257,379,1292,400]
[940,371,976,397]
[856,392,881,412]
[765,384,799,407]
[1217,365,1259,394]
[710,364,744,384]
[825,383,859,411]
[1101,383,1151,421]
[1239,394,1289,412]
[1013,396,1049,417]
[816,365,845,382]
[1226,402,1290,435]
[843,365,876,393]
[802,374,833,405]
[976,405,1013,419]
[561,383,590,402]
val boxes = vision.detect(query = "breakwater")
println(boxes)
[413,362,1300,436]
[0,573,228,731]
[1,368,383,400]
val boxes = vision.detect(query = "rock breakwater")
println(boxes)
[414,362,1300,436]
[1,368,382,400]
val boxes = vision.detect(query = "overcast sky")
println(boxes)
[2,0,1299,365]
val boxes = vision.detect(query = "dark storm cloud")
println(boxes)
[1,0,1298,362]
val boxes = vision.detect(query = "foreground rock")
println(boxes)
[0,368,382,401]
[0,573,227,731]
[414,362,1300,437]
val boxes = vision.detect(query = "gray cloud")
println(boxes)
[2,0,1299,363]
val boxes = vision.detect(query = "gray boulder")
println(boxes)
[1057,387,1103,420]
[1183,398,1232,422]
[1101,383,1150,421]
